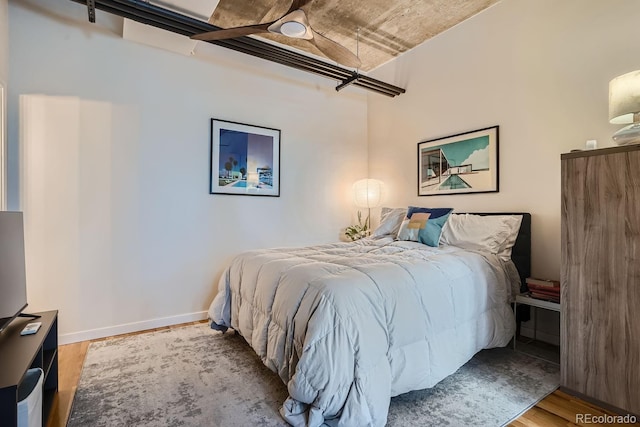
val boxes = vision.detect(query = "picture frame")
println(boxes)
[210,119,281,197]
[417,126,499,196]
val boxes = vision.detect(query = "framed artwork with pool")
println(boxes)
[210,118,281,197]
[417,126,499,196]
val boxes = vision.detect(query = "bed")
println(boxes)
[208,212,531,427]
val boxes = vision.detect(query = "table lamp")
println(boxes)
[609,70,640,145]
[352,178,384,232]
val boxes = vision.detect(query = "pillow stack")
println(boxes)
[370,208,523,259]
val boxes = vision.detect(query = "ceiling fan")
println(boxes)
[191,0,362,68]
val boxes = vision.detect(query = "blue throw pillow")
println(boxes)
[405,206,453,247]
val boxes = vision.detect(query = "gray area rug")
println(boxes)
[68,323,559,427]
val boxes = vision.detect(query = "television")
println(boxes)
[0,211,29,333]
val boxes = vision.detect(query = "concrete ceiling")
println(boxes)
[207,0,500,71]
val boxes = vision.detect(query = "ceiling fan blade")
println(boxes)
[310,30,362,68]
[191,23,272,41]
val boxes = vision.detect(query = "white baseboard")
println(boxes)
[520,326,560,346]
[59,311,209,345]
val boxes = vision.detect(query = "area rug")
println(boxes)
[68,323,559,427]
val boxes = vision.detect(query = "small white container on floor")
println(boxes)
[17,368,43,427]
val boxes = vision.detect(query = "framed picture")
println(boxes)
[417,126,499,196]
[210,119,280,197]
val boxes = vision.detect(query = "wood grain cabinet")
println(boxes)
[561,145,640,415]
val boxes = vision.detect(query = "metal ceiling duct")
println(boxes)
[72,0,406,97]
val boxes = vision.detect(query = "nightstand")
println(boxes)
[513,294,560,354]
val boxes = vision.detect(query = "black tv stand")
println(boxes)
[16,313,42,320]
[0,311,58,426]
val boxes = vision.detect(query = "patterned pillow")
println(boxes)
[396,212,431,241]
[397,207,453,247]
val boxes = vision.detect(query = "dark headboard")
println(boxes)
[463,212,531,292]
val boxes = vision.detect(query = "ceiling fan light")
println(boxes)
[280,21,307,38]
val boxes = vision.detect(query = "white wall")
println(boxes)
[367,0,640,343]
[0,0,6,84]
[0,0,7,209]
[8,0,368,342]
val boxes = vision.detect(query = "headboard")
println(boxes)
[464,212,531,293]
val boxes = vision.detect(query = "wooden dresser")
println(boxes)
[561,145,640,415]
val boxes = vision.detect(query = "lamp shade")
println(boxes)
[609,70,640,124]
[353,179,384,209]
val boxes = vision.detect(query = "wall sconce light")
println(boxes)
[609,70,640,145]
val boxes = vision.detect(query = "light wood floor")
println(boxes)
[47,324,632,427]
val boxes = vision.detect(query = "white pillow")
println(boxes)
[440,214,523,259]
[371,207,407,238]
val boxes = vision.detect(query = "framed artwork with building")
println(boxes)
[417,126,499,196]
[210,119,281,197]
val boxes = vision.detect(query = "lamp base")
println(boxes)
[612,123,640,145]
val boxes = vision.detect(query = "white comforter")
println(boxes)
[208,237,519,427]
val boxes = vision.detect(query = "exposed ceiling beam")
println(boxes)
[69,0,406,97]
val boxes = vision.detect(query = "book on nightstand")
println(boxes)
[529,291,560,303]
[526,277,560,288]
[526,277,560,302]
